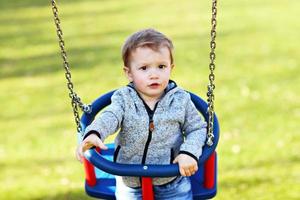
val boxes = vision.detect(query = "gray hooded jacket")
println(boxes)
[84,81,207,187]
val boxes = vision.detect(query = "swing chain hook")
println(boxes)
[71,93,92,114]
[206,0,217,146]
[51,0,91,135]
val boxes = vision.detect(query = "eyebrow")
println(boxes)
[138,61,169,66]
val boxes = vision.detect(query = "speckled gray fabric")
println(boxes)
[84,81,207,187]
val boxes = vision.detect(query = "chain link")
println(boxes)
[51,0,91,134]
[206,0,217,146]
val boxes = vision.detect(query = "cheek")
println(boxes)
[127,69,143,82]
[132,76,145,85]
[163,69,172,78]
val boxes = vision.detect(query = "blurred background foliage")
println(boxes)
[0,0,299,199]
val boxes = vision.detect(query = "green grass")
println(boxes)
[0,0,299,199]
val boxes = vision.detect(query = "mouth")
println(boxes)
[149,83,160,88]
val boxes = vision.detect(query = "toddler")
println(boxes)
[77,28,207,200]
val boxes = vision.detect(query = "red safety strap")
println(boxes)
[83,147,101,186]
[83,157,96,186]
[204,151,216,189]
[142,177,154,200]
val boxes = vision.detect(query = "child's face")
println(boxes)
[124,46,174,101]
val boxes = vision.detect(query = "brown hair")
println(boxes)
[122,28,174,67]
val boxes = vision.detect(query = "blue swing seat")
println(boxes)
[80,91,220,200]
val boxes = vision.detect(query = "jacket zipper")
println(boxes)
[141,118,154,164]
[114,145,121,162]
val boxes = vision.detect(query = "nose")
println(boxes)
[149,68,159,79]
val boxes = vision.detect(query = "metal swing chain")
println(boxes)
[206,0,217,146]
[51,0,91,134]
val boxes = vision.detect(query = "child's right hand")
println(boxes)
[76,133,108,163]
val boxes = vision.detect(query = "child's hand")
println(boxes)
[76,133,108,163]
[173,154,198,177]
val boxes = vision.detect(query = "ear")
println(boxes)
[123,66,133,82]
[171,64,175,71]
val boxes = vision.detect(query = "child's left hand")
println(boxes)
[173,154,198,176]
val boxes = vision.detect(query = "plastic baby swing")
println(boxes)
[51,0,219,199]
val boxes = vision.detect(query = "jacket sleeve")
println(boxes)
[83,90,125,142]
[179,96,207,162]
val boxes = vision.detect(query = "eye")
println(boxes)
[139,66,147,71]
[158,65,167,69]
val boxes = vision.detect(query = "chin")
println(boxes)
[150,91,164,97]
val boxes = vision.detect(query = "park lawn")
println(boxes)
[0,0,299,199]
